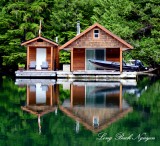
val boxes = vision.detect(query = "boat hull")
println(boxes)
[88,59,140,71]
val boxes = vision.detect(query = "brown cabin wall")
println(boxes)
[73,48,85,71]
[46,48,51,70]
[28,91,36,105]
[106,48,120,62]
[72,48,120,71]
[54,47,59,70]
[53,84,59,105]
[28,46,59,70]
[29,47,36,62]
[73,85,85,105]
[28,85,52,105]
[72,92,121,126]
[106,93,120,106]
[46,85,52,105]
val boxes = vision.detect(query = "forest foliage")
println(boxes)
[0,0,159,70]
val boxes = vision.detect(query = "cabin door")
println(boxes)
[86,49,96,70]
[86,49,105,70]
[36,48,46,70]
[36,83,46,104]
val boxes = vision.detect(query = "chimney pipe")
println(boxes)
[77,21,80,35]
[56,36,58,43]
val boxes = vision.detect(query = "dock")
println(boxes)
[15,70,57,78]
[15,70,137,79]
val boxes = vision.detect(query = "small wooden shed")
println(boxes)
[59,23,133,72]
[21,36,59,70]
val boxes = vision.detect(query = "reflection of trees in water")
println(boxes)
[122,79,160,142]
[0,77,42,145]
[59,84,70,103]
[0,77,159,145]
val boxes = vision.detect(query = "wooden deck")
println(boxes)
[57,70,137,79]
[15,70,137,79]
[15,70,57,78]
[15,79,56,85]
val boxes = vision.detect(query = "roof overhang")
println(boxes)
[122,48,132,51]
[21,36,58,46]
[60,47,132,51]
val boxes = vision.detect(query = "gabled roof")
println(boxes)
[21,36,58,46]
[59,106,133,133]
[21,106,57,116]
[59,23,133,50]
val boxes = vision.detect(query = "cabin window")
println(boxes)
[94,29,99,38]
[93,116,99,128]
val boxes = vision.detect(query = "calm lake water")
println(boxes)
[0,75,160,146]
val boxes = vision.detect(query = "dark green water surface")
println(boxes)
[0,75,159,146]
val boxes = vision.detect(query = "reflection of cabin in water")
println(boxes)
[21,36,59,71]
[60,83,132,133]
[21,83,59,134]
[60,23,133,72]
[21,83,59,116]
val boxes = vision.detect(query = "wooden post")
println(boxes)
[70,84,73,108]
[51,47,53,70]
[57,48,59,70]
[119,83,122,111]
[50,85,53,106]
[27,86,29,106]
[27,46,29,70]
[71,48,73,71]
[120,48,123,73]
[56,84,59,105]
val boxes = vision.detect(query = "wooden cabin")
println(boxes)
[21,36,59,71]
[59,23,133,72]
[21,83,59,116]
[59,83,132,133]
[21,83,59,134]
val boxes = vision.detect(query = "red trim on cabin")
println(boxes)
[21,36,58,46]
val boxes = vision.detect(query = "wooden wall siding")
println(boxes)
[46,48,51,70]
[28,85,52,105]
[29,47,36,62]
[73,48,85,70]
[28,47,59,70]
[73,85,85,105]
[53,48,59,70]
[65,27,128,49]
[73,107,120,126]
[53,84,59,105]
[106,48,120,62]
[106,93,120,106]
[47,47,59,70]
[28,89,36,105]
[46,85,51,105]
[120,48,123,73]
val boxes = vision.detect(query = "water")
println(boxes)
[0,76,160,146]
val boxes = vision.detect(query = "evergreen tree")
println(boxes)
[0,0,159,70]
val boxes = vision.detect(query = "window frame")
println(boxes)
[93,29,100,39]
